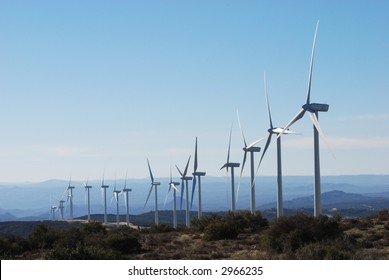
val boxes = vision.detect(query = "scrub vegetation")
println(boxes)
[1,210,389,260]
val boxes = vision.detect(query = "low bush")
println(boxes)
[262,214,344,256]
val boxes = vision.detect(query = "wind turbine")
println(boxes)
[113,179,122,228]
[176,156,192,227]
[84,180,92,222]
[67,178,75,220]
[58,200,65,220]
[122,171,132,227]
[164,166,180,229]
[50,206,57,220]
[278,21,329,217]
[220,126,240,213]
[256,73,297,218]
[236,111,262,214]
[191,137,206,219]
[145,158,161,226]
[100,175,109,223]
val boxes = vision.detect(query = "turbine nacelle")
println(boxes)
[271,127,298,135]
[243,146,261,153]
[303,103,329,113]
[221,162,240,170]
[192,171,206,176]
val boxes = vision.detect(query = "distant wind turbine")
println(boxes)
[220,126,240,213]
[58,200,65,220]
[176,156,192,227]
[145,158,161,226]
[256,73,298,218]
[191,137,206,219]
[122,171,132,227]
[236,111,262,214]
[113,179,122,228]
[100,175,109,223]
[67,178,75,220]
[164,165,180,229]
[84,179,92,221]
[278,21,329,217]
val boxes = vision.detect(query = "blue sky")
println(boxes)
[0,0,388,182]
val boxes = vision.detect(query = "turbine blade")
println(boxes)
[264,72,274,129]
[226,124,233,169]
[236,110,247,148]
[176,165,183,177]
[183,155,191,177]
[144,186,153,208]
[124,169,128,188]
[306,21,319,105]
[308,112,336,159]
[257,133,273,173]
[277,108,306,138]
[163,186,171,209]
[194,137,198,173]
[147,158,154,183]
[170,165,173,183]
[247,137,266,149]
[171,183,179,192]
[190,176,196,209]
[236,150,247,205]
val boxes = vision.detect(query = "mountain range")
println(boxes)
[0,175,388,221]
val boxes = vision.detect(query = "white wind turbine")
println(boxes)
[176,156,192,227]
[256,73,297,218]
[100,175,109,223]
[236,111,262,214]
[58,200,65,220]
[122,171,132,227]
[67,178,75,220]
[84,179,92,222]
[191,137,206,219]
[112,179,122,228]
[145,158,161,226]
[278,21,329,217]
[164,166,180,229]
[220,126,240,213]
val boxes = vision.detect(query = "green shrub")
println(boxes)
[263,214,343,255]
[106,227,141,254]
[203,220,239,241]
[295,240,354,260]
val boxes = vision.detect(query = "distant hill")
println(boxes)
[259,190,389,210]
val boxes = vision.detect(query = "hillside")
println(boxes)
[1,210,389,260]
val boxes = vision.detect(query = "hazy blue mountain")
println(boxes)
[259,190,389,210]
[0,175,388,221]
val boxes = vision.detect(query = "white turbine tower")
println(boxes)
[50,206,57,220]
[279,21,329,217]
[176,156,192,227]
[191,137,206,219]
[220,126,240,213]
[122,171,132,227]
[67,178,75,220]
[113,181,121,228]
[84,180,92,222]
[100,175,109,223]
[256,73,298,218]
[145,158,161,226]
[236,111,262,214]
[164,166,180,229]
[58,200,65,220]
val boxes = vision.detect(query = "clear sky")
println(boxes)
[0,0,388,182]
